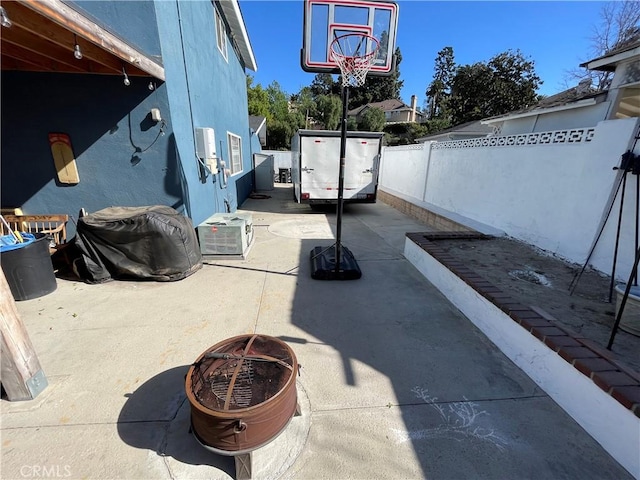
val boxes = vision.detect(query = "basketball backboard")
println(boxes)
[301,0,399,76]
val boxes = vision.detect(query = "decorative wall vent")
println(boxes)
[385,144,427,151]
[432,128,596,150]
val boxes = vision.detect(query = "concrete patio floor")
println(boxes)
[1,185,634,479]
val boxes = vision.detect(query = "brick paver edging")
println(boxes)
[406,232,640,418]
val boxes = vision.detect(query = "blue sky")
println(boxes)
[238,1,606,108]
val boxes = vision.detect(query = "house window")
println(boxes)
[227,133,242,175]
[215,8,228,61]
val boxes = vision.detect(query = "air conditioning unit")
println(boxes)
[197,213,253,257]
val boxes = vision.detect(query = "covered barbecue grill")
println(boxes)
[73,205,202,283]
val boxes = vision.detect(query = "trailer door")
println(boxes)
[301,136,340,200]
[343,137,380,200]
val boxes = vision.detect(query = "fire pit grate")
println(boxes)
[209,359,254,408]
[190,335,294,412]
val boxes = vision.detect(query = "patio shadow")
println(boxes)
[116,365,235,476]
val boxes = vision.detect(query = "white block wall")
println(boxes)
[381,118,640,281]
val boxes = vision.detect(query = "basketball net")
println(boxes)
[330,33,380,88]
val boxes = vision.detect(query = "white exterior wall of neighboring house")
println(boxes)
[607,59,640,121]
[497,102,612,135]
[380,117,640,281]
[532,102,611,132]
[492,43,640,137]
[609,58,640,89]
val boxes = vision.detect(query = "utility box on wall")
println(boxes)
[195,127,218,174]
[197,213,253,257]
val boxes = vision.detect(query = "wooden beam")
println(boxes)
[0,269,48,401]
[1,32,86,73]
[3,2,148,76]
[20,0,165,80]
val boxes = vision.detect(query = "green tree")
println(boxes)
[316,94,342,130]
[488,50,541,114]
[358,107,386,131]
[266,81,290,122]
[425,46,455,119]
[291,86,317,129]
[246,75,271,120]
[310,73,339,97]
[260,81,306,149]
[448,50,541,125]
[383,121,431,145]
[348,47,404,109]
[267,119,296,151]
[448,63,494,124]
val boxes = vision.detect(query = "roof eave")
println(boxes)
[218,0,257,72]
[580,45,640,72]
[19,0,165,79]
[255,116,266,134]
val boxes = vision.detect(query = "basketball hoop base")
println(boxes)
[310,245,362,280]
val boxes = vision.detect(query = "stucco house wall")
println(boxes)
[0,71,178,234]
[0,0,258,234]
[73,0,162,57]
[154,0,255,225]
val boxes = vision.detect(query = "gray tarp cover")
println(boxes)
[74,206,202,283]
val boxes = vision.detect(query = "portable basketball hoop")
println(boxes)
[309,33,382,280]
[303,0,399,281]
[330,33,380,87]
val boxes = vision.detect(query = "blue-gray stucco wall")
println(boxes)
[70,1,162,61]
[154,0,255,225]
[1,72,180,236]
[1,0,257,233]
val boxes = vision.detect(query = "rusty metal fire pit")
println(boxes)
[185,334,299,479]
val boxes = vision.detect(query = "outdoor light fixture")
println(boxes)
[73,35,83,60]
[148,81,155,91]
[0,7,12,28]
[122,67,130,86]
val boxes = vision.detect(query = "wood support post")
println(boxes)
[0,270,48,401]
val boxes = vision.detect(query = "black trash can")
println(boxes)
[278,168,291,183]
[1,233,57,301]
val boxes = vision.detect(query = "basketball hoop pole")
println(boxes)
[334,84,350,275]
[310,32,383,280]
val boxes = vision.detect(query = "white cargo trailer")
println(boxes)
[291,130,383,205]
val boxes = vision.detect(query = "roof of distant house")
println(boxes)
[481,85,607,125]
[580,36,640,72]
[249,115,266,133]
[348,99,413,116]
[415,120,494,142]
[249,115,266,145]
